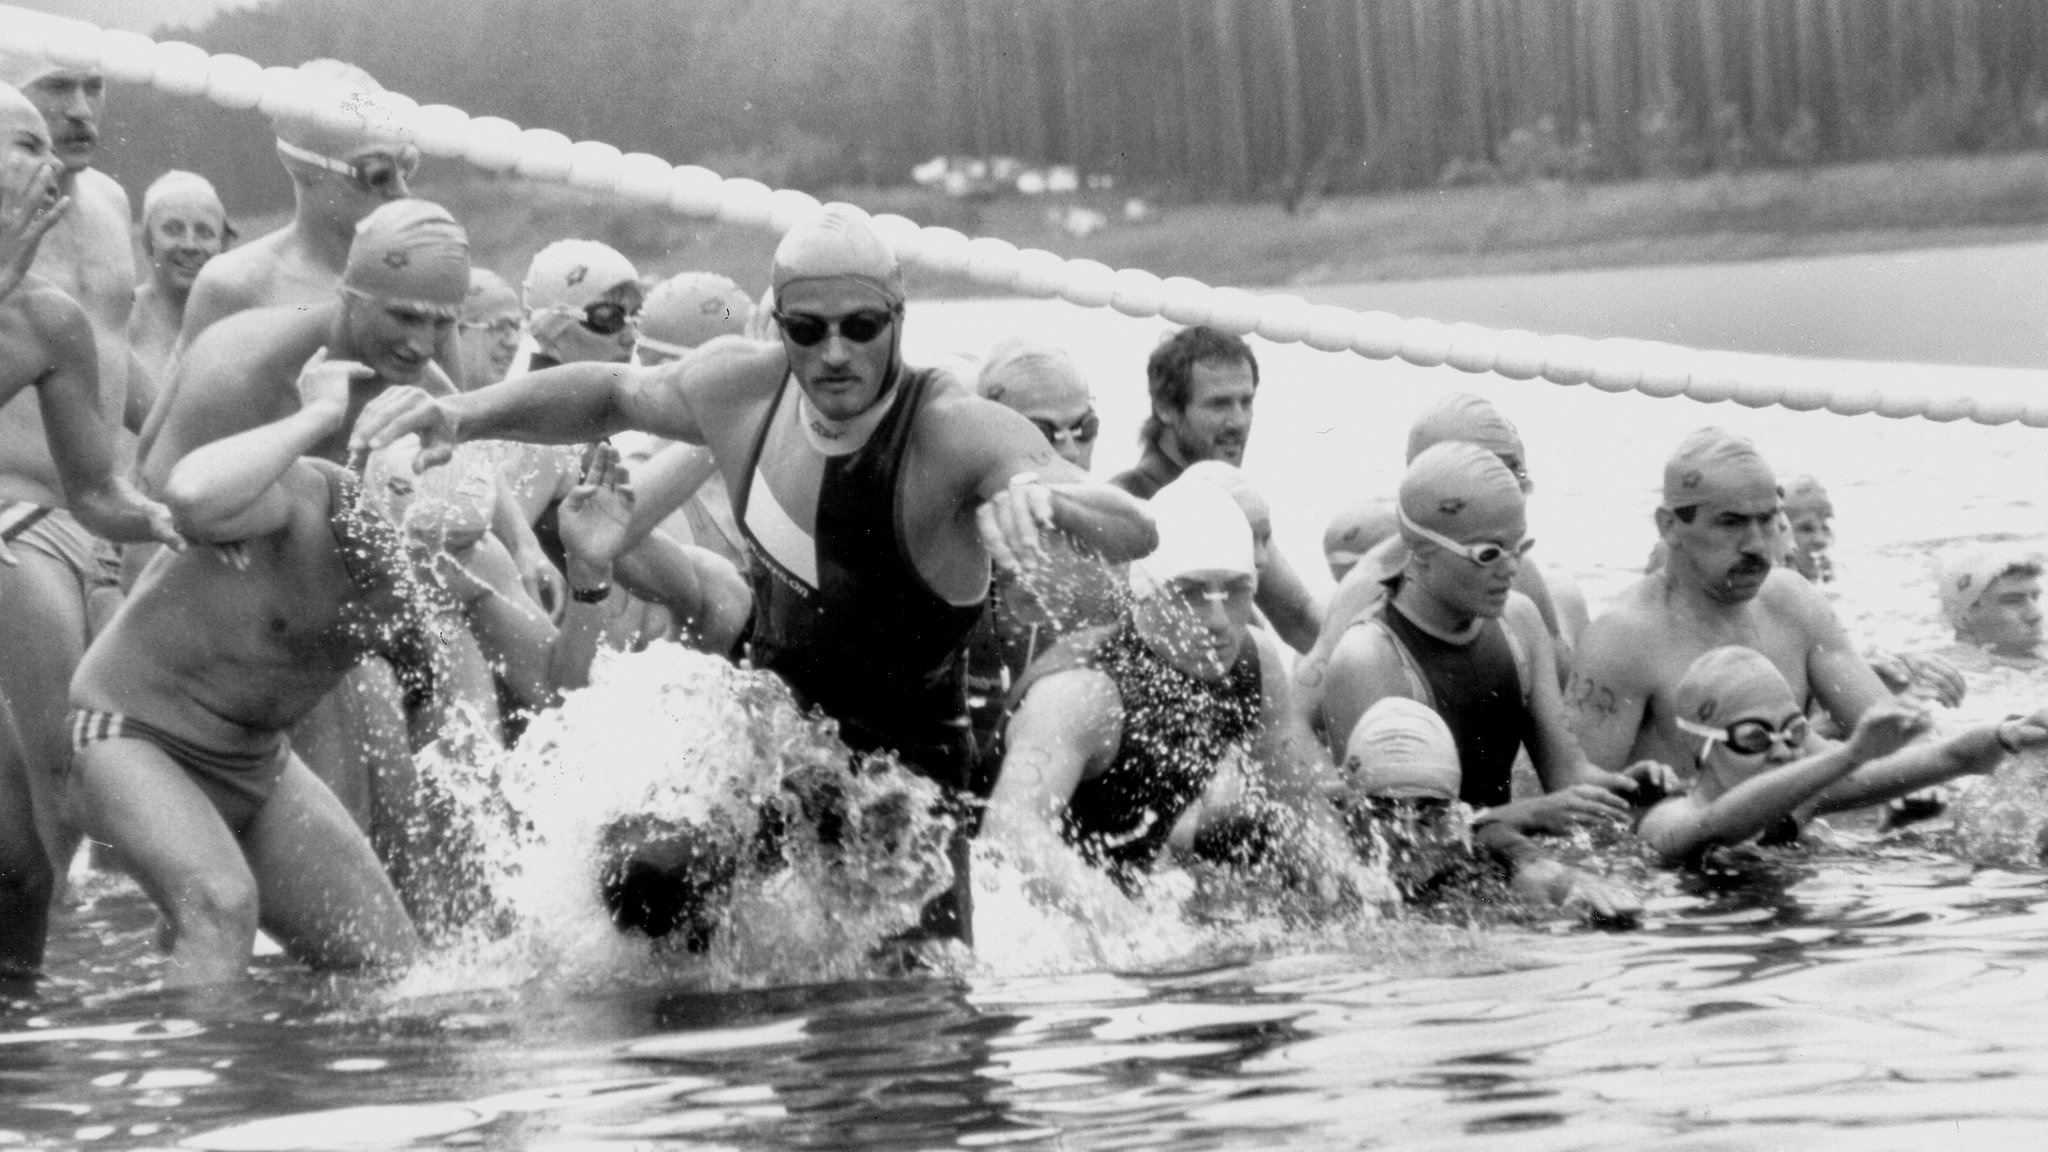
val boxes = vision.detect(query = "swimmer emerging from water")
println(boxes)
[68,350,633,987]
[988,476,1351,910]
[1637,646,2048,866]
[1569,429,1904,781]
[1341,697,1639,923]
[350,202,1158,946]
[1317,443,1670,833]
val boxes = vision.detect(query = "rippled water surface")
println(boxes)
[9,255,2048,1150]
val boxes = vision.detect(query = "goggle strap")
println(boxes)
[634,334,692,360]
[1397,506,1527,563]
[275,137,355,177]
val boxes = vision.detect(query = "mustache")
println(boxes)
[1731,555,1771,575]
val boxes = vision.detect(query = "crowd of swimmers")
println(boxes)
[0,48,2043,990]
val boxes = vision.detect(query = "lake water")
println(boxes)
[8,244,2048,1150]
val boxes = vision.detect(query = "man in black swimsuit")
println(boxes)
[1319,442,1669,835]
[350,203,1158,946]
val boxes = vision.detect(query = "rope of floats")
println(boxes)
[9,7,2047,430]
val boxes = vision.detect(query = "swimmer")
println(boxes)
[454,268,521,393]
[622,271,752,570]
[1938,545,2042,663]
[352,202,1158,946]
[1341,697,1639,923]
[1567,428,1900,780]
[1111,325,1319,652]
[964,339,1125,782]
[1112,325,1256,496]
[1322,495,1397,583]
[497,240,643,573]
[1636,646,2048,865]
[987,477,1351,910]
[1318,443,1669,836]
[1781,474,1835,584]
[0,84,181,976]
[126,171,231,385]
[69,349,631,986]
[140,199,478,828]
[979,338,1098,472]
[0,34,145,423]
[170,60,422,350]
[1311,393,1590,684]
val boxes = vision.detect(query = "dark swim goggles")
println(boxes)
[576,300,638,336]
[1031,411,1100,447]
[1676,714,1810,757]
[772,308,896,347]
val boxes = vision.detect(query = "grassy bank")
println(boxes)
[235,150,2048,296]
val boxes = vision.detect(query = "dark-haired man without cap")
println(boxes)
[1111,324,1318,652]
[350,202,1158,946]
[1567,428,1897,781]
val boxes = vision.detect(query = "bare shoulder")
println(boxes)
[1502,588,1547,642]
[1326,614,1400,679]
[674,335,783,398]
[77,169,129,210]
[13,275,91,338]
[1017,665,1125,740]
[182,302,322,373]
[1758,567,1838,631]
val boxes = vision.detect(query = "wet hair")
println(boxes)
[1140,325,1258,450]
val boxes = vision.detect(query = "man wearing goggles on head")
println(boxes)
[352,202,1158,951]
[167,60,433,358]
[1318,443,1675,839]
[1566,427,1906,792]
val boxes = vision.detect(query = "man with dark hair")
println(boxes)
[1110,325,1319,652]
[1111,325,1258,500]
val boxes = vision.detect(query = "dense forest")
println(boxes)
[92,0,2048,215]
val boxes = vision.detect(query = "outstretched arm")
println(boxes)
[983,669,1136,915]
[162,349,366,543]
[1813,708,2048,815]
[950,396,1156,570]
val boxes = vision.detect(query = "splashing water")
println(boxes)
[387,645,966,994]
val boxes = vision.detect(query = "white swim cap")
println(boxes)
[1344,697,1461,801]
[141,170,225,231]
[1938,544,2043,632]
[1129,474,1255,597]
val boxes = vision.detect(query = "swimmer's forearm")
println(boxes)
[546,559,613,698]
[449,362,637,446]
[164,402,339,536]
[1045,482,1157,563]
[1814,726,2003,814]
[1689,747,1860,850]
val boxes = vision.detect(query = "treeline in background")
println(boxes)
[96,0,2048,216]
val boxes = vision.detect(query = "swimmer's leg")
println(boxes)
[0,551,90,969]
[244,754,419,973]
[0,702,51,975]
[70,737,258,987]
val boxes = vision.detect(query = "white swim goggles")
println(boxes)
[276,138,419,194]
[1397,507,1534,566]
[1675,714,1810,759]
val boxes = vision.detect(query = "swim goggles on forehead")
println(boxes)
[535,299,639,336]
[771,308,896,348]
[633,333,694,362]
[1031,410,1100,448]
[1676,714,1810,758]
[1166,574,1256,605]
[1397,507,1534,565]
[458,315,521,337]
[275,138,419,193]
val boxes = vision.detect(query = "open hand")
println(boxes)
[0,159,68,300]
[559,442,635,570]
[1486,783,1631,835]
